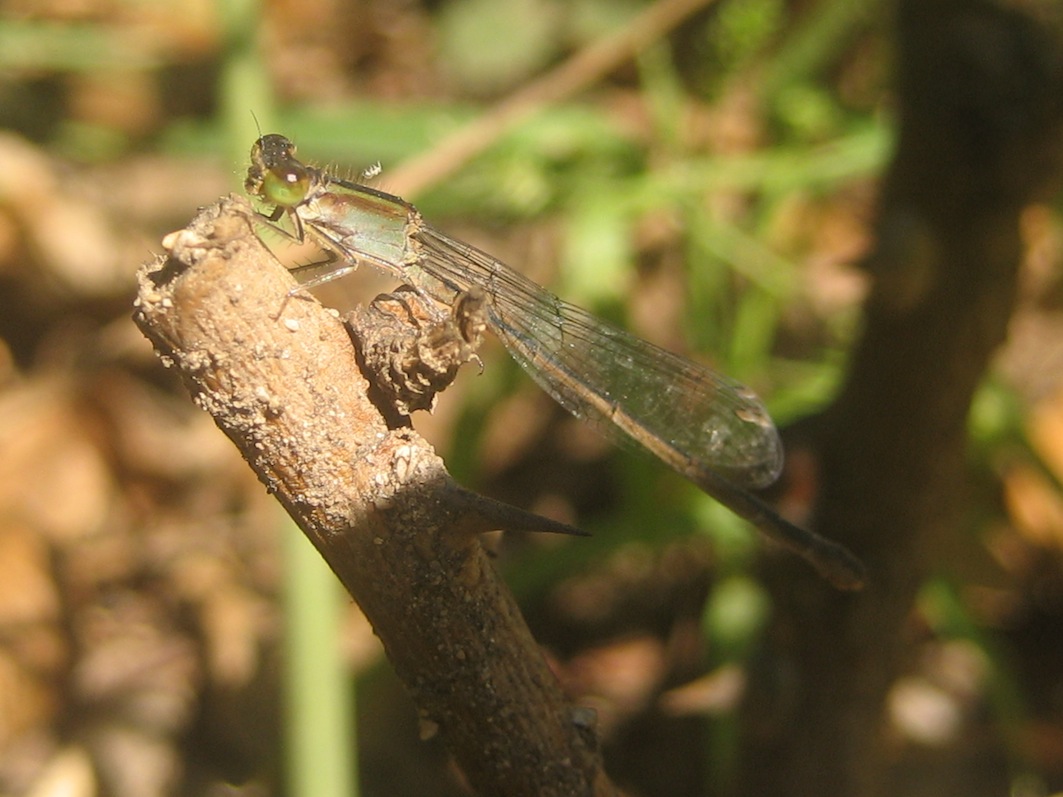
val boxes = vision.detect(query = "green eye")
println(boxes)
[263,167,309,208]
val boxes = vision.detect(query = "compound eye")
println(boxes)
[262,164,310,208]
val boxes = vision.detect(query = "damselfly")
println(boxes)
[245,134,864,589]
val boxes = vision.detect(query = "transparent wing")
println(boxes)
[414,226,783,490]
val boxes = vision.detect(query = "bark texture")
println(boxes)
[133,196,619,797]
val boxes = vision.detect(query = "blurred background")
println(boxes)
[1,0,1062,795]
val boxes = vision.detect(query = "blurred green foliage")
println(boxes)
[2,0,1053,793]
